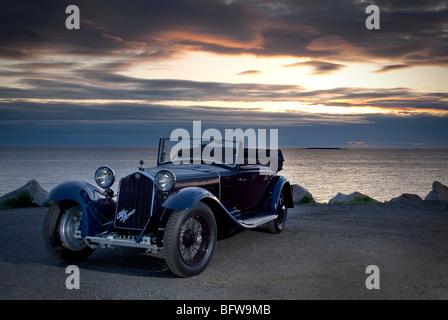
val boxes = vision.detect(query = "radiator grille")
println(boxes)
[115,172,154,230]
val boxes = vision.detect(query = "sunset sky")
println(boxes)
[1,0,447,147]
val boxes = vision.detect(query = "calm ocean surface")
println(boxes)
[1,146,447,203]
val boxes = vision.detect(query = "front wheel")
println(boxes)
[164,202,217,277]
[43,202,94,262]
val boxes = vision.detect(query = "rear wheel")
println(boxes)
[267,190,288,234]
[43,202,94,262]
[164,202,217,277]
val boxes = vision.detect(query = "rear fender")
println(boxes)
[266,176,294,213]
[48,180,103,237]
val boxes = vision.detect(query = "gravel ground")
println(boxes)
[0,201,447,300]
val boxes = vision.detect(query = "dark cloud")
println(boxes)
[1,100,447,147]
[283,60,346,75]
[0,75,307,101]
[0,100,364,127]
[0,98,370,146]
[1,0,447,69]
[0,0,447,146]
[280,113,448,147]
[372,64,411,73]
[0,0,265,59]
[1,75,447,113]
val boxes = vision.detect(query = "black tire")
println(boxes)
[164,202,217,277]
[43,202,94,263]
[267,190,288,234]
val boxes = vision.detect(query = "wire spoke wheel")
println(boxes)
[165,202,217,277]
[178,214,211,266]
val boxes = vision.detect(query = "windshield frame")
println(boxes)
[157,137,243,169]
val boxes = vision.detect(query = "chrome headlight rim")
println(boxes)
[155,170,175,192]
[94,166,115,189]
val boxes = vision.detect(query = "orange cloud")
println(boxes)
[156,29,263,51]
[102,33,146,46]
[236,70,264,76]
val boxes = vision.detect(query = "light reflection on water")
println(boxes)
[0,146,447,203]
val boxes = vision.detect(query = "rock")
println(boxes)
[389,193,423,203]
[329,191,378,204]
[329,192,353,204]
[425,181,448,201]
[291,184,314,203]
[0,179,48,206]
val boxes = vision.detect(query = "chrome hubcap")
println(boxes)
[58,206,88,251]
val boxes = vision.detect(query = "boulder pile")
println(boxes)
[1,179,447,209]
[291,181,448,205]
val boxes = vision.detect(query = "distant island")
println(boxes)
[305,147,342,150]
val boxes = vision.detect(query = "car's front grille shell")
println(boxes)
[114,171,155,230]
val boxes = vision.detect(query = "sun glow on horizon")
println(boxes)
[1,52,447,123]
[3,98,447,118]
[120,51,448,93]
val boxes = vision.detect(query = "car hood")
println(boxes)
[146,163,221,181]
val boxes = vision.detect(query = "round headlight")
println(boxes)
[155,170,175,191]
[94,166,115,188]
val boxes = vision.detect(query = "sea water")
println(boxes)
[0,146,447,203]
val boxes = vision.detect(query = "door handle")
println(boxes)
[238,178,247,182]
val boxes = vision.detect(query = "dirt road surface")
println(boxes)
[0,202,447,300]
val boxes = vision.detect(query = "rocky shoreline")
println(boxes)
[292,180,448,205]
[1,179,448,209]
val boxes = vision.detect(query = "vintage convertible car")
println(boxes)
[43,138,293,277]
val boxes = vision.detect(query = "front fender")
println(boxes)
[48,180,103,237]
[161,187,217,211]
[155,186,237,233]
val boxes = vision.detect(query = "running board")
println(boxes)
[236,213,277,228]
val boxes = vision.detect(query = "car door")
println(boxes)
[234,165,273,213]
